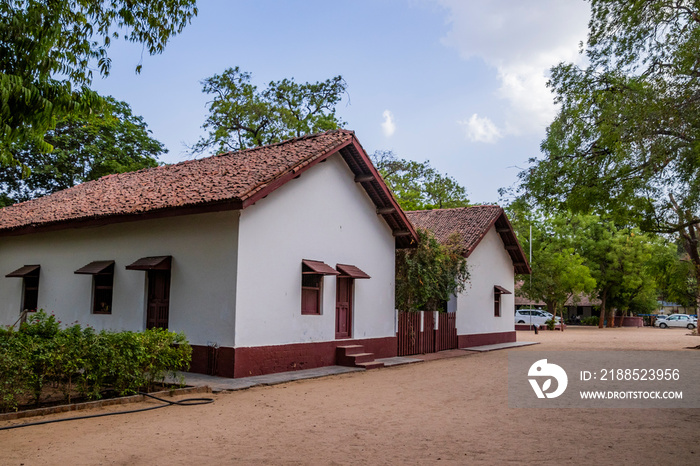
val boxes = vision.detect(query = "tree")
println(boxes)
[520,1,700,312]
[191,67,346,154]
[395,229,469,313]
[509,205,596,328]
[372,151,469,211]
[570,215,657,327]
[0,0,197,164]
[0,96,163,205]
[648,239,697,310]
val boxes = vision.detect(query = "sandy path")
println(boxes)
[1,327,698,465]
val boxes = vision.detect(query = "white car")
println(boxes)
[515,309,561,327]
[655,314,696,329]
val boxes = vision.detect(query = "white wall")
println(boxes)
[0,211,239,347]
[234,153,396,347]
[456,226,515,335]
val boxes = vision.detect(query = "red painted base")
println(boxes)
[234,337,396,378]
[190,345,236,378]
[189,337,397,379]
[458,331,516,348]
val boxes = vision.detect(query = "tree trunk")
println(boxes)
[546,301,556,331]
[695,263,700,318]
[617,309,628,328]
[598,290,607,328]
[559,306,564,331]
[607,307,615,328]
[668,194,700,317]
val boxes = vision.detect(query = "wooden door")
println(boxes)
[147,270,171,329]
[335,277,353,339]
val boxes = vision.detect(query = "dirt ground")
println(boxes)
[1,326,699,465]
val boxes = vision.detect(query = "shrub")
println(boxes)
[0,326,32,412]
[0,311,192,412]
[545,319,556,330]
[581,316,599,326]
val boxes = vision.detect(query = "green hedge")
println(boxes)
[0,311,192,412]
[581,316,599,326]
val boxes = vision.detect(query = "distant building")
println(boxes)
[514,282,600,318]
[406,206,530,347]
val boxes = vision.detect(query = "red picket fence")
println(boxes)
[397,311,458,356]
[435,312,458,352]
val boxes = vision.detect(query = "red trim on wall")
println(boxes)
[458,331,516,348]
[190,345,236,378]
[233,337,397,378]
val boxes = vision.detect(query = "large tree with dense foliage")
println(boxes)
[570,215,658,327]
[372,150,469,211]
[0,96,164,206]
[521,0,700,311]
[191,67,346,154]
[0,0,197,164]
[395,229,469,313]
[513,211,596,328]
[648,239,698,309]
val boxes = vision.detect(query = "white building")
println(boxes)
[406,206,530,346]
[0,130,417,377]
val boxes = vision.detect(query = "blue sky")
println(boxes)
[91,0,591,204]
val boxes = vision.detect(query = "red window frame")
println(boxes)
[301,273,323,315]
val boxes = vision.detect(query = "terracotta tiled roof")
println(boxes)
[0,130,418,247]
[405,206,531,274]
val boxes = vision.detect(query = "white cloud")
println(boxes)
[381,109,396,137]
[459,114,502,143]
[433,0,590,135]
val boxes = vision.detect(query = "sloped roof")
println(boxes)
[405,206,531,274]
[0,130,417,247]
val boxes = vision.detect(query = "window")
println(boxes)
[23,275,39,312]
[301,260,339,315]
[92,271,114,314]
[75,261,115,314]
[493,285,512,318]
[302,273,323,315]
[5,265,40,312]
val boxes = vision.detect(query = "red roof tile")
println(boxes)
[405,206,531,274]
[0,130,418,247]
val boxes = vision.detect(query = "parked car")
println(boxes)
[515,309,561,327]
[654,313,697,329]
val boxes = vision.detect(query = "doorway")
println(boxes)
[146,270,171,329]
[335,277,353,339]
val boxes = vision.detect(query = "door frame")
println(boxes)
[335,276,353,339]
[146,269,171,330]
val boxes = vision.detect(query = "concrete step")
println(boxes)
[337,352,376,366]
[336,345,365,356]
[356,361,385,370]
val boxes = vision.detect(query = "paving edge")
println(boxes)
[0,385,212,422]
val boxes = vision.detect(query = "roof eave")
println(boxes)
[0,198,244,238]
[341,138,418,248]
[494,211,531,275]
